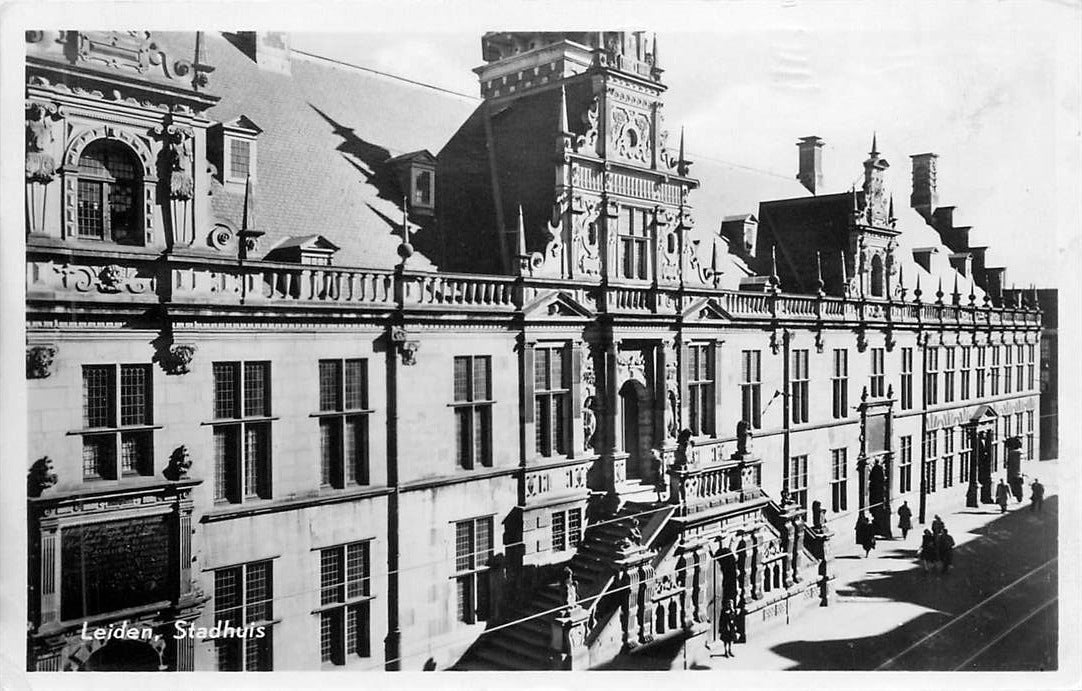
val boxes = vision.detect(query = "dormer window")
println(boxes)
[76,139,143,245]
[210,115,262,186]
[264,235,340,266]
[387,150,437,216]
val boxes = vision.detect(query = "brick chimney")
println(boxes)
[910,152,938,222]
[796,136,824,194]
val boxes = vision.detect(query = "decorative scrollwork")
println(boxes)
[573,97,599,155]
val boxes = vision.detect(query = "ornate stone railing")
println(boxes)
[403,271,515,310]
[169,262,396,307]
[668,457,763,518]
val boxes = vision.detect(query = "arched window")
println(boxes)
[870,254,885,297]
[77,140,142,245]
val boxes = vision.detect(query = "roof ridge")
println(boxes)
[291,48,480,102]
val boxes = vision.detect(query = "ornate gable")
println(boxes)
[522,290,596,320]
[681,296,729,323]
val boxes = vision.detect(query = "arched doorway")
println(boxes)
[868,460,890,536]
[711,548,739,643]
[82,639,161,671]
[619,379,651,481]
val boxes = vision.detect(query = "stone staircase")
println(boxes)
[455,501,670,670]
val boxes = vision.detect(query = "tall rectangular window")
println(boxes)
[81,364,154,480]
[535,347,570,457]
[899,435,913,493]
[1004,345,1013,394]
[830,448,848,513]
[317,359,371,488]
[900,348,913,410]
[790,349,809,425]
[943,347,956,403]
[990,346,1000,396]
[976,346,987,398]
[869,348,885,398]
[228,138,251,180]
[212,361,272,504]
[960,429,972,483]
[923,431,938,494]
[1026,410,1035,460]
[741,350,762,429]
[832,349,848,419]
[942,427,954,488]
[1026,344,1036,390]
[551,507,584,552]
[687,343,716,437]
[214,560,273,671]
[960,346,972,400]
[454,516,494,624]
[1016,345,1025,393]
[453,356,493,470]
[619,206,651,280]
[788,455,808,508]
[318,542,372,665]
[924,347,939,406]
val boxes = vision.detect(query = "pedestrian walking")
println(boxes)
[1009,474,1025,503]
[936,528,956,574]
[995,479,1010,514]
[1030,478,1045,513]
[897,501,913,540]
[856,512,876,557]
[931,514,944,537]
[718,599,737,658]
[919,529,937,575]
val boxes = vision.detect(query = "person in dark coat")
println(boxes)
[897,501,913,540]
[856,512,876,557]
[1009,474,1025,503]
[1030,478,1045,513]
[931,514,944,537]
[718,599,737,657]
[995,479,1010,514]
[919,529,937,575]
[936,528,956,574]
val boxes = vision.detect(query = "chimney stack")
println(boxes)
[796,136,824,194]
[234,32,291,75]
[910,152,938,221]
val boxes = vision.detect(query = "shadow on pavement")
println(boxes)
[769,496,1058,671]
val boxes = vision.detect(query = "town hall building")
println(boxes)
[24,30,1043,671]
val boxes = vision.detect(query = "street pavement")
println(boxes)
[684,461,1060,671]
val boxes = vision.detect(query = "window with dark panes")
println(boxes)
[741,350,762,429]
[990,346,1000,396]
[1016,345,1025,394]
[899,435,913,493]
[1004,345,1013,394]
[212,361,272,503]
[453,356,493,469]
[317,359,370,488]
[832,349,849,418]
[81,364,154,480]
[943,347,955,403]
[619,206,651,280]
[924,347,939,406]
[976,346,987,398]
[534,347,569,458]
[942,427,954,488]
[870,347,885,398]
[454,516,493,624]
[960,428,972,483]
[688,343,715,436]
[788,455,808,508]
[76,140,142,245]
[551,507,583,552]
[790,349,809,424]
[960,346,972,400]
[900,347,913,410]
[830,448,847,513]
[214,560,273,671]
[923,431,938,494]
[318,541,372,665]
[229,138,251,180]
[1026,344,1036,390]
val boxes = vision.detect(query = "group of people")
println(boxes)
[996,476,1046,513]
[854,512,878,557]
[918,515,956,574]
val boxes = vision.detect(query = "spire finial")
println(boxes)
[914,274,923,302]
[677,126,688,176]
[839,249,848,294]
[652,33,660,69]
[557,84,570,136]
[952,273,960,305]
[770,244,779,284]
[517,205,527,257]
[898,263,907,301]
[871,131,878,156]
[402,196,409,244]
[815,251,825,297]
[889,194,895,219]
[242,175,254,231]
[935,276,944,303]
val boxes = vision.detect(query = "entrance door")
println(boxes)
[620,380,651,481]
[868,460,891,537]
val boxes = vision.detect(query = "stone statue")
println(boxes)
[675,429,693,467]
[561,566,578,609]
[736,420,753,456]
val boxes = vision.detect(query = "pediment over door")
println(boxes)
[522,289,596,320]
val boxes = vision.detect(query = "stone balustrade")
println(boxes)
[668,458,763,517]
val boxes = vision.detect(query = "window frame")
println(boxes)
[75,139,143,245]
[943,347,956,403]
[832,349,849,419]
[315,359,372,489]
[787,454,809,509]
[453,516,494,625]
[790,349,809,425]
[210,361,274,504]
[976,346,987,398]
[224,135,256,184]
[830,448,848,513]
[899,435,913,493]
[687,342,716,437]
[79,364,156,481]
[741,350,762,429]
[534,346,571,459]
[924,347,939,406]
[870,347,885,399]
[214,560,274,671]
[900,347,913,410]
[315,541,374,666]
[551,506,584,553]
[452,356,494,470]
[618,205,652,281]
[960,346,972,400]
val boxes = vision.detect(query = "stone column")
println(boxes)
[749,528,763,600]
[791,513,805,584]
[736,537,749,609]
[38,519,59,626]
[550,606,590,670]
[622,569,640,649]
[693,544,709,626]
[779,514,794,589]
[602,341,620,493]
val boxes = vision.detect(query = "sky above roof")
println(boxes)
[291,0,1080,288]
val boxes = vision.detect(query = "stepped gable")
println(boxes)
[152,32,479,269]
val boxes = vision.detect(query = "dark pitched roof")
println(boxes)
[158,32,479,269]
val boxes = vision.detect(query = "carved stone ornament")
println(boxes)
[25,101,63,183]
[573,97,600,155]
[153,116,195,201]
[208,224,236,251]
[581,343,598,452]
[28,456,58,497]
[98,264,123,290]
[26,344,57,379]
[164,343,196,375]
[165,445,193,480]
[390,326,420,366]
[665,340,679,439]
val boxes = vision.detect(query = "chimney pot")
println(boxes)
[910,152,938,221]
